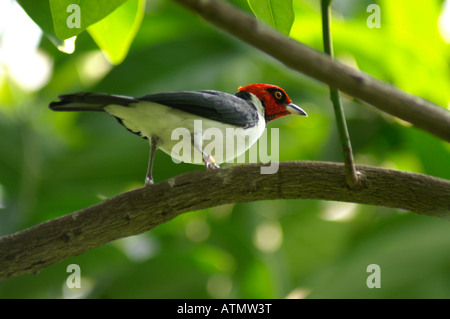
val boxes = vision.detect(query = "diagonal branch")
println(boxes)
[172,0,450,142]
[1,161,449,281]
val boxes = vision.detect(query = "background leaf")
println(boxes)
[17,0,64,47]
[49,0,128,40]
[87,0,146,64]
[247,0,295,35]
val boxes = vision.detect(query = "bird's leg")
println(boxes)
[145,136,159,186]
[192,133,220,169]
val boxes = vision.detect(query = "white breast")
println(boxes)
[105,97,266,165]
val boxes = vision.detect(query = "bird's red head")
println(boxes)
[238,84,307,122]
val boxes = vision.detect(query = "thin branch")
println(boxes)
[1,161,449,280]
[321,0,361,189]
[172,0,450,142]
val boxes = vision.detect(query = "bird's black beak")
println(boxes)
[286,103,308,117]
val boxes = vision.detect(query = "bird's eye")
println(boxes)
[274,91,283,100]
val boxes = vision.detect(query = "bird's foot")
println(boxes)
[145,176,154,186]
[203,154,220,169]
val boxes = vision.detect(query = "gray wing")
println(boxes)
[138,90,259,128]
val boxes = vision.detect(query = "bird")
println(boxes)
[49,84,307,186]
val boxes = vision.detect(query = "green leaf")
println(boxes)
[247,0,295,35]
[49,0,128,40]
[17,0,64,48]
[87,0,145,65]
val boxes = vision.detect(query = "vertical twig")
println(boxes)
[321,0,362,189]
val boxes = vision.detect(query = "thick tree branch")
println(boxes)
[1,162,449,280]
[173,0,450,142]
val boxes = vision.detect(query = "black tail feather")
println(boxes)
[49,92,137,112]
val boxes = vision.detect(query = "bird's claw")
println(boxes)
[206,162,220,169]
[204,154,220,169]
[145,176,154,186]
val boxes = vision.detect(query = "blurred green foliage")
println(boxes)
[0,0,449,298]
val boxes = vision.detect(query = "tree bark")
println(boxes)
[1,162,449,281]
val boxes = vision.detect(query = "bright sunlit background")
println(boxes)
[0,0,449,298]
